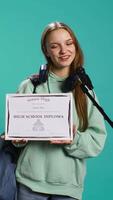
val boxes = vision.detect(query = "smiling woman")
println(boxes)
[13,22,107,200]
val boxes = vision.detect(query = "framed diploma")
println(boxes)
[5,93,73,140]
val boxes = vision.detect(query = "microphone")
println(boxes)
[76,67,94,90]
[62,67,93,92]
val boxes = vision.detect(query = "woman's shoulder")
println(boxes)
[19,78,32,88]
[17,78,33,93]
[17,73,40,93]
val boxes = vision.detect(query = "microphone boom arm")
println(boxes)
[80,83,113,128]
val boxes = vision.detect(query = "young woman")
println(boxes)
[15,22,107,200]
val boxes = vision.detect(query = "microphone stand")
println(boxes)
[80,83,113,128]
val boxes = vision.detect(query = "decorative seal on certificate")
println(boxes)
[32,119,45,131]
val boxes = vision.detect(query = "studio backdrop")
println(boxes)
[0,1,113,200]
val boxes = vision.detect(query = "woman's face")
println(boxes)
[45,28,76,70]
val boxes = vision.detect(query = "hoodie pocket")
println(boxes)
[45,152,76,184]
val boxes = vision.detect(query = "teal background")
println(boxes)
[0,0,113,199]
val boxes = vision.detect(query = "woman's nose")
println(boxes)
[60,45,67,54]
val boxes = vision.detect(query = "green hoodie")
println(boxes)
[16,72,107,200]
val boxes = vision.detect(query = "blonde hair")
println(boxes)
[41,22,88,131]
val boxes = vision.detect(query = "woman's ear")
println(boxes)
[45,47,50,57]
[43,45,50,57]
[46,51,50,57]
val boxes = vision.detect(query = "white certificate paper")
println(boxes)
[5,93,73,140]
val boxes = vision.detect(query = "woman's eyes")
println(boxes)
[50,41,74,49]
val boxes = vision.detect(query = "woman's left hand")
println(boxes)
[50,124,76,144]
[50,140,72,144]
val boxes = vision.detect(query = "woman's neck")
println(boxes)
[50,65,70,78]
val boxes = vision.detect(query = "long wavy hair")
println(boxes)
[41,22,88,131]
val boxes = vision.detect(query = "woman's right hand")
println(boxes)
[0,135,5,139]
[12,139,28,146]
